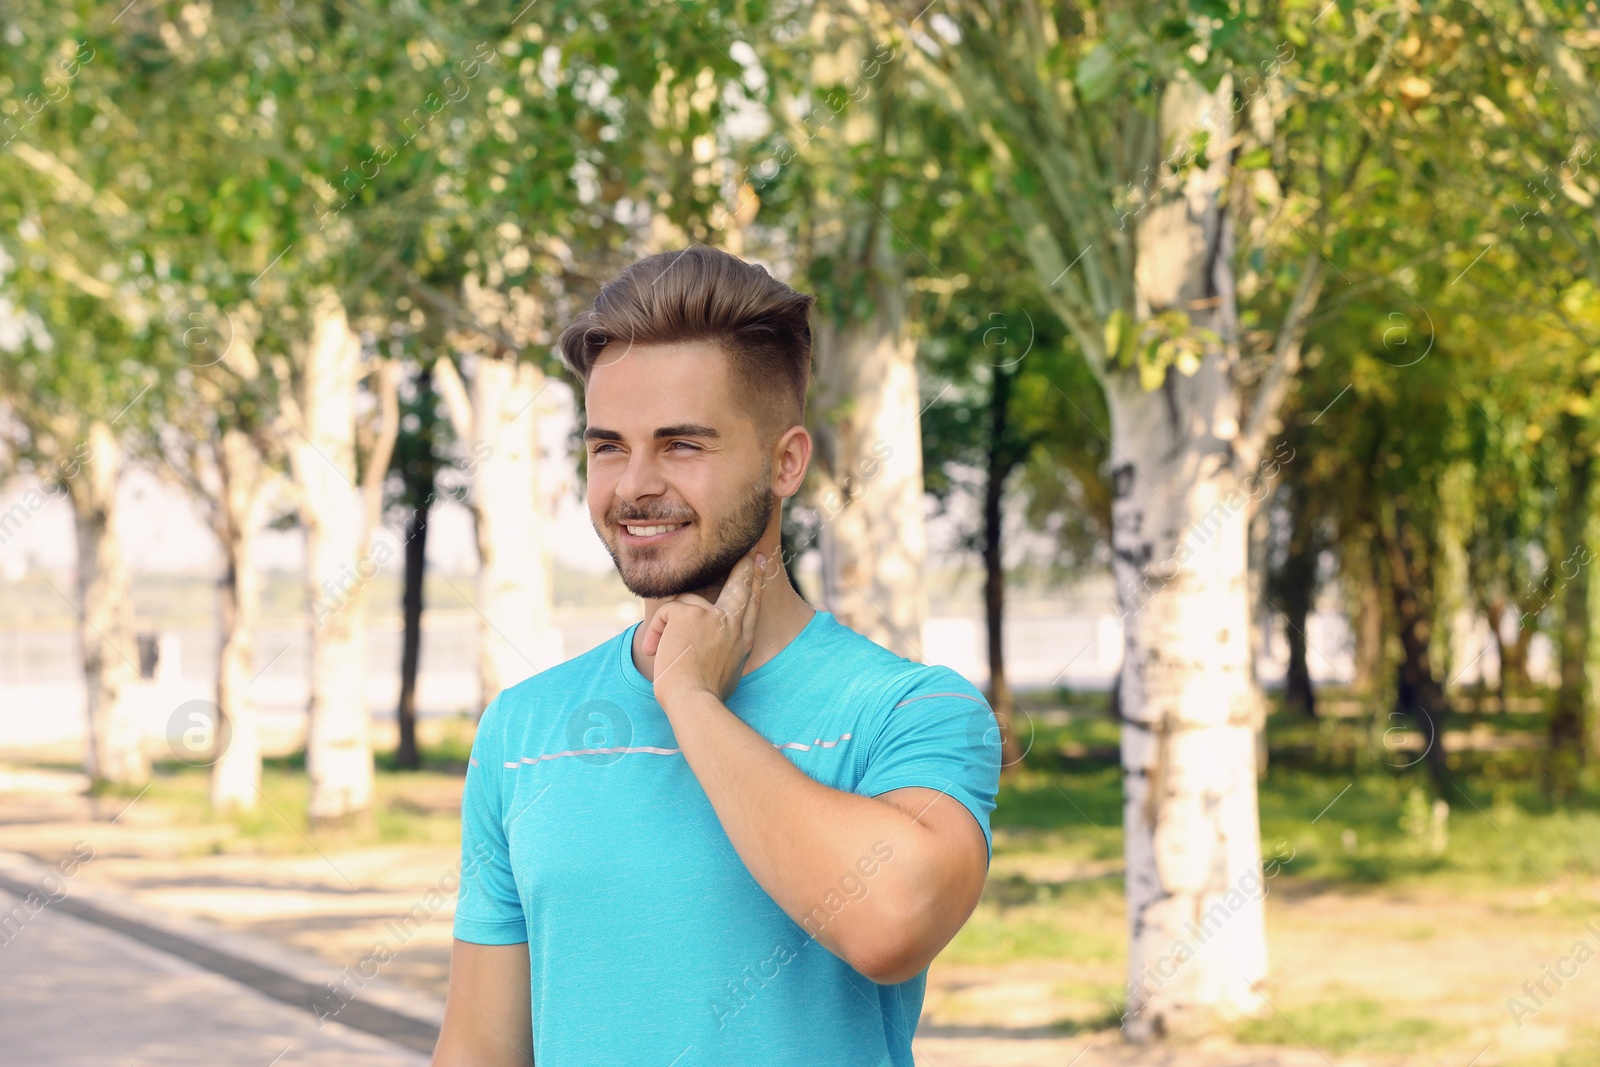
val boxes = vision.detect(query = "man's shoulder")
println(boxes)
[494,629,627,715]
[814,613,985,707]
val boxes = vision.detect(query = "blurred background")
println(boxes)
[1,2,1598,1065]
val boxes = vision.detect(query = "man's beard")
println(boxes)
[598,465,775,600]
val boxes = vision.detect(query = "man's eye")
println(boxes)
[669,441,701,451]
[592,443,618,454]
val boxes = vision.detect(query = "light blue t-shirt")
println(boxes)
[452,608,1001,1067]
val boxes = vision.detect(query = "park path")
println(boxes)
[0,876,430,1067]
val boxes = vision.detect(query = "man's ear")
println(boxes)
[774,425,811,498]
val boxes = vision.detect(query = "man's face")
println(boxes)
[584,341,776,600]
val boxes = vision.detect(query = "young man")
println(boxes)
[432,246,1001,1067]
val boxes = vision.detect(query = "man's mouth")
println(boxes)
[619,520,690,543]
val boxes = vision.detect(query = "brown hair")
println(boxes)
[556,245,815,446]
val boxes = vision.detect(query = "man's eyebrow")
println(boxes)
[582,423,722,442]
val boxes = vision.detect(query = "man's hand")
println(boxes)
[641,545,773,706]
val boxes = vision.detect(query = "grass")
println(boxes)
[1507,1027,1600,1067]
[1231,995,1449,1055]
[944,876,1125,965]
[995,689,1600,897]
[109,715,483,857]
[1049,1001,1127,1036]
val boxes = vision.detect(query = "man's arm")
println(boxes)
[431,940,534,1066]
[661,686,989,985]
[643,550,992,985]
[865,784,991,982]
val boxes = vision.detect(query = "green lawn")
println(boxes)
[98,714,480,856]
[937,687,1600,1054]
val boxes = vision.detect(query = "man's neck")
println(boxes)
[631,579,817,684]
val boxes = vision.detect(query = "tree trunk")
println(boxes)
[811,283,931,660]
[1377,500,1450,784]
[1350,536,1385,699]
[210,426,268,811]
[466,353,560,711]
[1113,387,1267,1037]
[1547,414,1593,797]
[1248,494,1273,780]
[1280,490,1318,717]
[68,419,148,787]
[793,33,930,662]
[1484,597,1509,711]
[983,364,1025,774]
[1506,606,1537,691]
[290,291,377,825]
[1116,74,1266,1040]
[396,481,429,772]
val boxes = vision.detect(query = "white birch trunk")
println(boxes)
[811,300,930,658]
[68,419,148,786]
[209,426,268,811]
[1117,74,1267,1038]
[465,354,560,707]
[1248,499,1273,780]
[290,291,375,824]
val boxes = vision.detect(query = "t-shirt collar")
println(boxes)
[617,608,830,698]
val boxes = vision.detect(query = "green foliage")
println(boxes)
[1102,307,1219,388]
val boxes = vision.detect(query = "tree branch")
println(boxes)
[1239,251,1325,465]
[431,353,476,445]
[407,276,528,354]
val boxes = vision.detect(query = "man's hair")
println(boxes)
[556,246,815,447]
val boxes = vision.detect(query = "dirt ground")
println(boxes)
[2,766,1595,1067]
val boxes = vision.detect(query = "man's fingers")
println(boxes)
[641,605,669,655]
[717,554,754,602]
[715,553,757,617]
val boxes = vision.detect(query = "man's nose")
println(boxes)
[615,447,666,502]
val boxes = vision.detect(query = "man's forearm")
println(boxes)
[659,686,943,980]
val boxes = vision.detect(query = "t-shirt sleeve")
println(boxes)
[855,665,1002,867]
[453,692,529,945]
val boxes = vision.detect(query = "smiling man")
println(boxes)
[431,245,1002,1067]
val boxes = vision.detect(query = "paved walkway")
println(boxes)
[0,879,432,1067]
[0,868,1337,1067]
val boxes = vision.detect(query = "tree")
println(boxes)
[1267,477,1322,717]
[388,357,444,771]
[406,0,778,710]
[917,205,1111,774]
[736,5,935,659]
[0,17,170,790]
[8,1,417,821]
[882,0,1425,1035]
[0,301,155,789]
[1470,0,1600,789]
[156,316,284,810]
[889,4,1286,1034]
